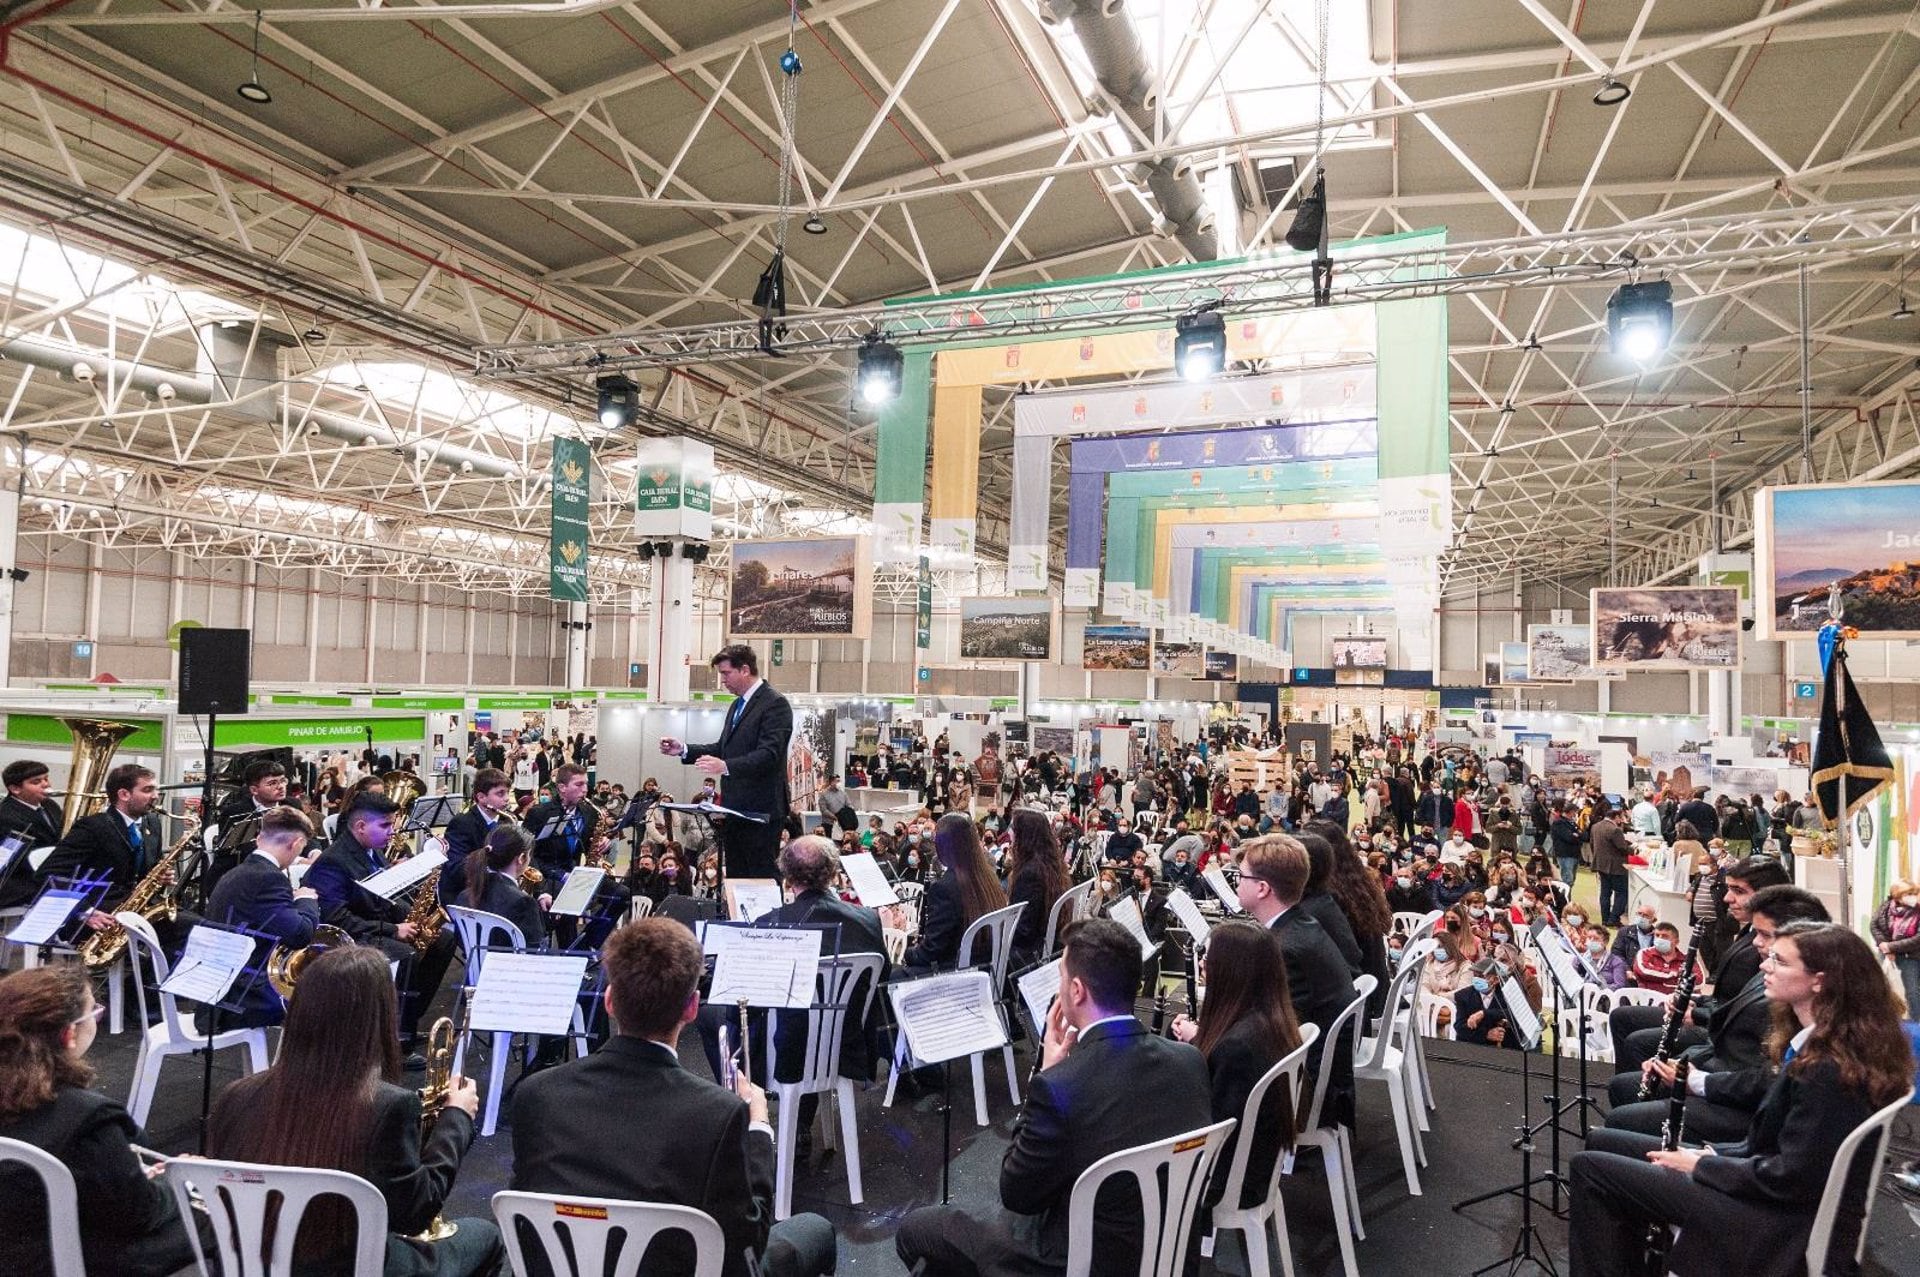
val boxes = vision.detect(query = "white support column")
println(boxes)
[627,586,646,688]
[565,599,589,688]
[365,580,379,685]
[1596,677,1612,715]
[0,476,18,688]
[1706,670,1733,738]
[648,552,695,703]
[304,568,319,683]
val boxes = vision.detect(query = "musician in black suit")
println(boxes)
[1604,887,1830,1143]
[1236,833,1361,1128]
[896,918,1213,1276]
[509,917,837,1277]
[439,767,522,906]
[302,792,454,1060]
[0,758,63,908]
[1568,922,1914,1277]
[1611,857,1788,1070]
[659,644,793,881]
[452,822,546,948]
[196,805,320,1032]
[203,759,297,900]
[40,763,189,952]
[521,763,626,947]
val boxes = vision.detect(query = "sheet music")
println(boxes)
[1201,867,1243,912]
[889,970,1009,1066]
[469,952,591,1035]
[160,926,256,1005]
[356,848,447,900]
[547,867,606,916]
[706,926,823,1008]
[1017,957,1063,1035]
[1500,975,1543,1050]
[1166,889,1212,945]
[1106,894,1158,959]
[1536,928,1589,1000]
[839,852,899,907]
[0,833,29,875]
[6,889,86,945]
[725,878,784,922]
[660,800,770,824]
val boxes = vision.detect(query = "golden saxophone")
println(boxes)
[403,867,447,954]
[265,923,356,999]
[77,814,201,969]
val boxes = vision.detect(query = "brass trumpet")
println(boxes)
[411,1013,462,1242]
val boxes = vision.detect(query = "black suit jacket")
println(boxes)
[304,829,405,943]
[752,889,890,1082]
[1298,889,1364,977]
[42,809,163,913]
[457,870,547,948]
[201,853,319,1028]
[440,805,504,902]
[1006,860,1056,958]
[1690,972,1770,1073]
[999,1018,1212,1272]
[1693,928,1760,1024]
[1202,1018,1298,1210]
[0,795,62,907]
[1268,907,1359,1128]
[901,870,967,970]
[521,800,600,881]
[510,1035,777,1277]
[683,682,793,822]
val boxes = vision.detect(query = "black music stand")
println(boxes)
[0,831,34,902]
[160,919,274,1153]
[7,873,113,959]
[659,800,769,883]
[1454,977,1558,1276]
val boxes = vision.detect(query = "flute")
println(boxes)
[1636,941,1701,1101]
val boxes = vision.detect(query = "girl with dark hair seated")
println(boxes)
[455,822,546,947]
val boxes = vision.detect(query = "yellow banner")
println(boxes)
[1150,502,1376,602]
[928,379,983,550]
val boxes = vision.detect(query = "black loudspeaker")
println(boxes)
[179,627,252,716]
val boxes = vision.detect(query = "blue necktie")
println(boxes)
[127,821,145,871]
[727,697,745,732]
[1783,1043,1798,1066]
[564,811,580,858]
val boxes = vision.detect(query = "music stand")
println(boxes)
[0,831,34,901]
[1454,976,1556,1277]
[405,795,461,834]
[888,969,1009,1205]
[159,919,274,1154]
[659,800,770,882]
[5,873,113,957]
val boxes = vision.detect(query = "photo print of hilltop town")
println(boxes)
[959,597,1055,661]
[1082,624,1153,671]
[1591,586,1740,670]
[727,537,867,638]
[1761,480,1920,637]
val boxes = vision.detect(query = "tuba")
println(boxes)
[56,718,141,836]
[265,924,355,999]
[381,770,427,863]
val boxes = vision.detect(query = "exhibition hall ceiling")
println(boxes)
[1,0,1918,600]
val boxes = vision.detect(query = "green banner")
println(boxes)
[876,352,934,506]
[550,436,590,602]
[478,695,552,710]
[268,694,354,707]
[372,695,465,711]
[916,556,932,649]
[6,714,165,751]
[211,716,424,748]
[601,691,650,701]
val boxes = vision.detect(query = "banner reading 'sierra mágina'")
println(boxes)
[550,436,590,602]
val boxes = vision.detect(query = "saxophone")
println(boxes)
[404,868,446,954]
[77,814,201,969]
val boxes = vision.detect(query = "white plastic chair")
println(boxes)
[1064,1118,1237,1277]
[765,952,884,1221]
[0,1136,85,1277]
[1389,910,1427,938]
[1559,983,1616,1062]
[1043,878,1098,959]
[891,880,926,936]
[1354,944,1431,1194]
[167,1157,387,1277]
[1417,989,1456,1040]
[624,894,654,925]
[1610,986,1667,1012]
[445,905,586,1136]
[492,1192,725,1277]
[884,900,1027,1126]
[1282,974,1377,1277]
[1803,1095,1910,1274]
[1206,1024,1320,1277]
[117,911,268,1127]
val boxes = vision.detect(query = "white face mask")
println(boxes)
[1470,906,1487,919]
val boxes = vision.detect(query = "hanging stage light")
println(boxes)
[1174,306,1227,382]
[236,11,272,104]
[753,250,788,354]
[1606,279,1673,363]
[595,373,640,430]
[1593,77,1632,106]
[856,332,904,405]
[1284,169,1326,254]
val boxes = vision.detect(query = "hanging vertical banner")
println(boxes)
[916,556,933,650]
[550,436,590,602]
[632,437,715,540]
[873,352,933,565]
[928,378,983,555]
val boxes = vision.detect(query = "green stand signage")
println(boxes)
[551,436,590,602]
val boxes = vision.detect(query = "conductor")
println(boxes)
[659,644,792,881]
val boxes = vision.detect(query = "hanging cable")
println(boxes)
[754,0,804,355]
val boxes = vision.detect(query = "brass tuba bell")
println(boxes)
[265,924,355,999]
[381,770,427,862]
[56,718,141,836]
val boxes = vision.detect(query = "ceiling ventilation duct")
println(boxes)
[1043,0,1218,262]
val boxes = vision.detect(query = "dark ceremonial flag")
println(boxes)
[1812,639,1895,827]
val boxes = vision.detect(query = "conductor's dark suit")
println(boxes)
[1269,906,1360,1129]
[0,793,62,907]
[683,680,793,880]
[1570,1059,1886,1277]
[895,1017,1212,1276]
[509,1035,836,1277]
[197,851,318,1030]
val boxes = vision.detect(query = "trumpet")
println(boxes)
[411,1013,463,1242]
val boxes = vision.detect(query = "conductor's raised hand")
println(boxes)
[658,737,684,757]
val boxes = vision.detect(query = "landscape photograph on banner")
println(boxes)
[958,597,1055,661]
[1484,653,1502,686]
[1082,623,1152,671]
[1499,641,1564,685]
[1757,480,1920,639]
[1203,650,1239,681]
[727,537,871,639]
[1153,641,1204,677]
[1526,624,1617,681]
[1590,586,1740,669]
[1330,635,1388,668]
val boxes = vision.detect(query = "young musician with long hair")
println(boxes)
[1003,808,1069,964]
[1170,920,1305,1210]
[902,811,1009,972]
[456,822,545,947]
[1569,922,1913,1277]
[208,947,502,1277]
[0,967,201,1277]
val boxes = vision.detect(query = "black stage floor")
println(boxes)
[99,991,1920,1276]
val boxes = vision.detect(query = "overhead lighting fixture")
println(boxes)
[595,373,640,430]
[752,250,788,354]
[236,11,272,104]
[1174,305,1227,382]
[1284,169,1326,255]
[1606,279,1673,363]
[1895,296,1915,320]
[856,331,903,405]
[1592,77,1631,106]
[802,213,827,235]
[1732,429,1745,445]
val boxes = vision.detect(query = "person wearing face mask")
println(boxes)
[1416,782,1450,835]
[1610,905,1661,968]
[1432,862,1472,911]
[1452,957,1512,1048]
[1868,878,1920,1024]
[693,851,723,899]
[1631,921,1687,994]
[1587,924,1630,989]
[1386,864,1433,914]
[654,849,693,899]
[1461,890,1494,946]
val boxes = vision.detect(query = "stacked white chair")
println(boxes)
[1355,940,1434,1194]
[1282,973,1378,1277]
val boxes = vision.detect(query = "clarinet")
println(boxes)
[1660,1059,1692,1150]
[1149,989,1170,1037]
[1636,941,1701,1101]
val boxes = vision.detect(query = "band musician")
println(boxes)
[0,759,63,909]
[42,763,196,954]
[198,805,320,1031]
[203,759,299,900]
[522,763,628,948]
[440,767,532,907]
[658,644,792,881]
[302,791,454,1065]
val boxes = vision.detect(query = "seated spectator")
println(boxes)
[1630,921,1687,993]
[1432,862,1472,911]
[1462,890,1494,946]
[1421,905,1481,1016]
[1586,923,1629,989]
[1452,957,1513,1048]
[1386,864,1433,914]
